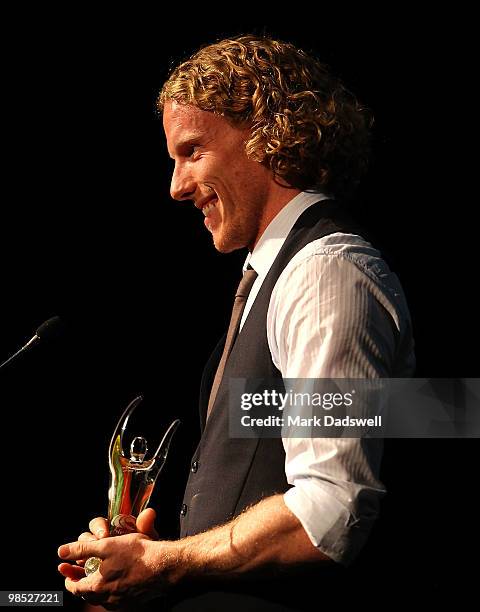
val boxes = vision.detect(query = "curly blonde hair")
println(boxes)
[158,35,372,198]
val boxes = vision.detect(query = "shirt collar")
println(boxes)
[243,191,331,277]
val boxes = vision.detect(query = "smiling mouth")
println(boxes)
[202,198,218,216]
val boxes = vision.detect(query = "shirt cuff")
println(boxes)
[284,478,376,566]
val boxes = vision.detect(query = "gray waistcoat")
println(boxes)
[180,200,363,538]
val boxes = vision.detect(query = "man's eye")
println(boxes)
[189,145,200,158]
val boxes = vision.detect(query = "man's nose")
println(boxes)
[170,164,196,201]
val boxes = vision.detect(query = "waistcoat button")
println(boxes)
[180,503,188,517]
[191,460,199,473]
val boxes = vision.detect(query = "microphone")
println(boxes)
[0,316,63,370]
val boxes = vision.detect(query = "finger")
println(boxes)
[65,578,103,610]
[79,532,97,542]
[88,517,109,538]
[76,533,97,566]
[64,577,76,596]
[136,507,159,539]
[58,563,86,581]
[64,576,99,603]
[58,540,101,562]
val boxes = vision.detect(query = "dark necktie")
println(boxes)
[206,267,258,421]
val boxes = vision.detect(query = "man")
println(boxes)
[58,35,415,610]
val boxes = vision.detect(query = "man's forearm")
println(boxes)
[161,494,331,586]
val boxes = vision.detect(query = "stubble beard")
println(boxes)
[212,198,263,254]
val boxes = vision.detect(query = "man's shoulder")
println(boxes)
[270,231,412,331]
[279,232,392,284]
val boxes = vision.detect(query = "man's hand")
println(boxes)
[58,532,175,609]
[57,509,173,608]
[58,496,331,607]
[72,508,159,572]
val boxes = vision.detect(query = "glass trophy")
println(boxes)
[84,395,180,575]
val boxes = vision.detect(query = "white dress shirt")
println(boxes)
[241,191,415,565]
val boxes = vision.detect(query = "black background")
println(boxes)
[1,9,477,607]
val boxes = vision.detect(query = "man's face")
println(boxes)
[163,101,272,253]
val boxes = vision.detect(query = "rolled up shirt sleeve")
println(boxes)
[268,237,415,565]
[283,437,386,565]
